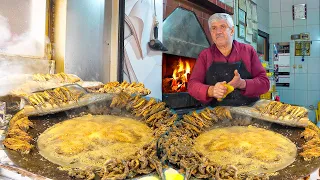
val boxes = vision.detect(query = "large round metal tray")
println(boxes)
[4,99,159,180]
[4,99,320,180]
[158,113,320,180]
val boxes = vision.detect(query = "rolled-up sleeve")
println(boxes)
[242,48,270,97]
[188,52,213,104]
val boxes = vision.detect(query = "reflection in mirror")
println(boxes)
[0,0,47,57]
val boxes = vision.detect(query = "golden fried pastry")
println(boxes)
[6,128,33,142]
[3,138,34,154]
[300,146,320,161]
[11,117,34,131]
[257,101,308,120]
[301,128,319,141]
[98,81,151,96]
[32,73,81,83]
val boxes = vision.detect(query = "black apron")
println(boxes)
[205,60,259,107]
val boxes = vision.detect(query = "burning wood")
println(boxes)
[163,58,192,93]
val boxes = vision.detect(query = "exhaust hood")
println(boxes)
[162,7,210,58]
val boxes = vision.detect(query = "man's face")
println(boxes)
[210,19,234,47]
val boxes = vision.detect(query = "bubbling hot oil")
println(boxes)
[37,114,154,168]
[194,126,297,175]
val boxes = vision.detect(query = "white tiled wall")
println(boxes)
[269,0,320,122]
[257,0,269,33]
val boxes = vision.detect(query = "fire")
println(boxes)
[162,55,195,93]
[171,58,191,92]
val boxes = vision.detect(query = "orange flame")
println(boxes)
[171,58,191,92]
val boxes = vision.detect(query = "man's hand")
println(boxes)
[228,70,246,89]
[207,81,227,99]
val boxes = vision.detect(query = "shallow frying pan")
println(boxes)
[3,98,158,180]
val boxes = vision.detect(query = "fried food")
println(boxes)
[303,137,320,149]
[98,81,151,96]
[256,101,308,120]
[109,93,177,138]
[157,107,237,180]
[3,138,34,154]
[4,114,34,153]
[300,147,320,161]
[217,84,234,102]
[300,137,320,161]
[177,107,232,138]
[10,117,34,131]
[5,93,170,180]
[306,121,320,135]
[110,91,132,108]
[6,128,33,142]
[64,167,96,180]
[8,110,27,127]
[25,86,85,109]
[212,106,232,119]
[40,112,165,180]
[158,125,238,180]
[32,72,81,83]
[301,128,319,141]
[300,125,320,161]
[82,141,164,180]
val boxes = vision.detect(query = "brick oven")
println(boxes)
[161,0,233,113]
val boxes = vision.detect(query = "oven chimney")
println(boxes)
[162,7,210,58]
[162,7,210,112]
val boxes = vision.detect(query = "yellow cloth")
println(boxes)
[217,84,234,101]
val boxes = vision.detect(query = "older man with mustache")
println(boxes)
[188,13,269,106]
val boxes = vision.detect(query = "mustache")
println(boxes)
[216,34,224,38]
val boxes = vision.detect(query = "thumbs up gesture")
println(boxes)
[228,70,246,89]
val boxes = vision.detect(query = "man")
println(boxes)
[188,13,269,106]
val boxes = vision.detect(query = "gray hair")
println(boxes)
[208,13,234,30]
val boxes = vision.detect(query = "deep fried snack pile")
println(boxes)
[61,92,177,180]
[179,107,232,138]
[98,81,151,96]
[158,107,238,180]
[4,92,175,180]
[3,111,34,154]
[158,107,271,180]
[24,86,85,109]
[110,92,177,137]
[63,141,163,180]
[32,72,81,83]
[300,122,320,160]
[256,101,308,120]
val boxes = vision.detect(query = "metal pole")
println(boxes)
[117,0,125,82]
